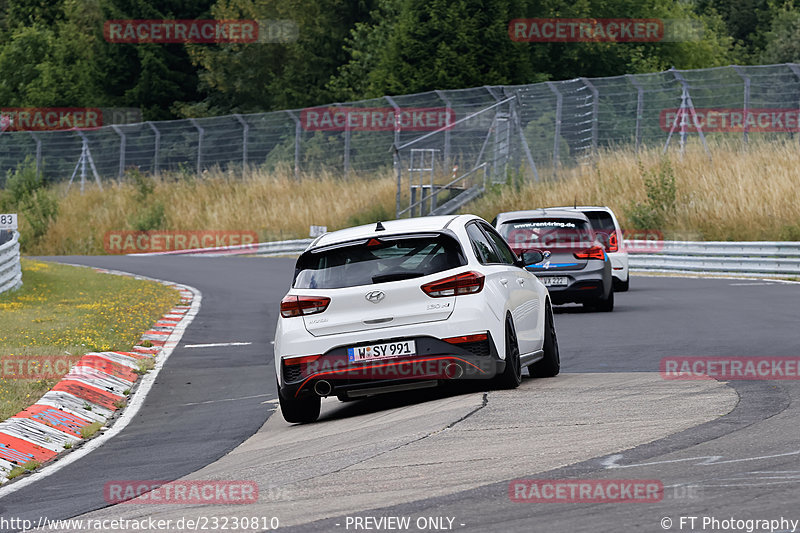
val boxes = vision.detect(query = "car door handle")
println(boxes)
[500,279,508,286]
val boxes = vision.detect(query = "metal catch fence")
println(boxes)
[3,63,800,202]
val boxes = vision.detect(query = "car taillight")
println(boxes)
[574,246,606,261]
[280,295,331,318]
[607,232,619,253]
[421,271,485,298]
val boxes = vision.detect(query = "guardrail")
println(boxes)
[628,240,800,277]
[130,238,313,257]
[0,231,22,294]
[128,236,800,279]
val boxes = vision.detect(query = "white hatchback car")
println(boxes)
[274,215,560,423]
[547,206,629,291]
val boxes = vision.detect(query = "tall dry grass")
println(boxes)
[15,141,800,255]
[469,141,800,241]
[27,167,398,255]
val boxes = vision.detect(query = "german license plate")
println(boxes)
[540,276,568,287]
[348,340,416,362]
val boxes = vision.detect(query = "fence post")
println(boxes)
[385,95,403,156]
[787,64,800,144]
[393,144,402,218]
[580,77,599,157]
[332,103,350,178]
[28,132,42,177]
[434,90,452,167]
[189,118,204,175]
[733,66,750,147]
[625,74,644,152]
[147,122,160,177]
[233,114,249,178]
[546,82,563,176]
[666,68,711,161]
[285,110,302,180]
[111,125,126,178]
[509,88,540,182]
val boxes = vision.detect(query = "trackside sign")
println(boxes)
[0,214,18,231]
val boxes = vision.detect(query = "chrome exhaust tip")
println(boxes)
[314,380,332,397]
[444,363,464,380]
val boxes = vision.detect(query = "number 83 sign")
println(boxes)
[0,213,18,231]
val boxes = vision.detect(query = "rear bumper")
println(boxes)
[279,334,502,400]
[535,259,612,304]
[609,252,629,282]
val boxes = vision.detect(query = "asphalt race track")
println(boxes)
[2,255,799,532]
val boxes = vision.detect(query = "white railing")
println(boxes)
[130,238,313,257]
[129,236,800,279]
[0,231,22,294]
[628,240,800,277]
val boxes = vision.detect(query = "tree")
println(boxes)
[181,0,377,116]
[760,3,800,63]
[362,0,535,96]
[519,0,734,80]
[97,0,215,120]
[0,1,105,107]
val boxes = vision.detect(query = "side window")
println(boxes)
[480,224,518,265]
[466,223,500,264]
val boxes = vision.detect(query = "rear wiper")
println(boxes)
[372,272,425,283]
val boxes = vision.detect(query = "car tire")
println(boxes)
[529,304,560,378]
[278,384,321,423]
[614,277,629,292]
[494,319,522,389]
[596,288,614,312]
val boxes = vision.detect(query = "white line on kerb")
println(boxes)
[0,270,202,499]
[184,342,252,348]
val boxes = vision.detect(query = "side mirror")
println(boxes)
[520,250,545,266]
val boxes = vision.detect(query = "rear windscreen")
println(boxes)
[293,234,466,289]
[583,211,616,249]
[499,219,594,252]
[584,211,616,232]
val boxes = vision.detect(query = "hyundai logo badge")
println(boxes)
[365,290,385,304]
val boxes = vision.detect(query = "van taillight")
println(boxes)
[421,271,485,298]
[607,232,619,253]
[280,295,331,318]
[574,246,606,261]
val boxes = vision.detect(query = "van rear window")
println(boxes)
[584,211,616,232]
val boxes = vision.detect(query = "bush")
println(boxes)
[625,157,677,230]
[4,157,58,245]
[126,167,166,231]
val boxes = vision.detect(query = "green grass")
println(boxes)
[80,421,104,439]
[7,460,41,480]
[0,259,180,421]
